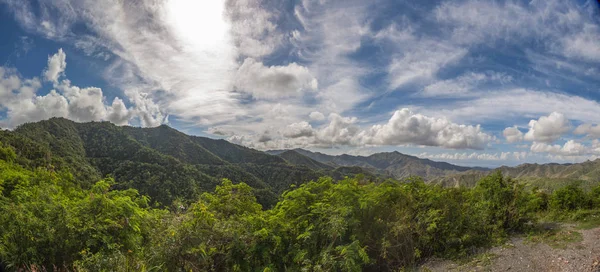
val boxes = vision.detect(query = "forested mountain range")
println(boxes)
[268,148,488,179]
[0,118,378,206]
[432,159,600,190]
[271,148,600,190]
[3,118,600,271]
[2,118,599,209]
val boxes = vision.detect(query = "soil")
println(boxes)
[421,225,600,272]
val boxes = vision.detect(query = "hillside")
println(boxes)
[275,150,334,171]
[6,117,600,207]
[4,118,600,272]
[0,118,371,206]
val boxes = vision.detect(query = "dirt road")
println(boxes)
[422,225,600,272]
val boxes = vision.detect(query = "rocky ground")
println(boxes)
[421,224,600,272]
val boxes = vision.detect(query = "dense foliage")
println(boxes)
[4,138,600,272]
[0,118,376,208]
[2,120,600,271]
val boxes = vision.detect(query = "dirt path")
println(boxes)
[421,225,600,272]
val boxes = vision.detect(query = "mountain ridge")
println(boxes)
[0,118,376,206]
[267,148,485,180]
[4,117,600,206]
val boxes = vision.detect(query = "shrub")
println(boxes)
[549,183,589,211]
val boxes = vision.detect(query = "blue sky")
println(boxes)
[1,0,600,167]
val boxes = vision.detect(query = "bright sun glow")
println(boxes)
[165,0,229,50]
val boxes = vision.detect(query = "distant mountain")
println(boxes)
[276,150,334,171]
[430,160,600,190]
[283,148,600,190]
[268,148,484,179]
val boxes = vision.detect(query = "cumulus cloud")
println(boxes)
[419,151,528,161]
[43,48,66,82]
[282,121,314,138]
[358,108,493,149]
[309,111,325,121]
[314,113,360,146]
[0,49,162,128]
[503,126,524,143]
[530,140,588,156]
[5,0,599,164]
[225,109,493,151]
[574,123,600,138]
[234,58,318,99]
[523,112,570,143]
[106,97,132,126]
[56,80,108,122]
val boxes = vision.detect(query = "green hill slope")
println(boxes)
[0,118,374,207]
[277,150,334,171]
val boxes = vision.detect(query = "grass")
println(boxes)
[526,224,583,249]
[468,252,497,267]
[570,209,600,230]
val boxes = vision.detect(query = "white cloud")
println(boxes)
[106,97,132,126]
[56,80,107,122]
[4,0,599,164]
[561,23,600,62]
[358,108,494,149]
[421,72,512,97]
[224,108,493,150]
[234,58,318,99]
[0,49,163,128]
[225,0,282,58]
[530,140,588,156]
[43,48,66,83]
[7,90,70,126]
[434,0,600,63]
[293,0,372,113]
[503,126,524,143]
[11,0,241,126]
[375,24,469,91]
[314,113,360,146]
[418,151,527,161]
[309,111,325,121]
[414,89,600,125]
[388,44,467,90]
[282,121,314,138]
[574,123,600,139]
[523,112,570,143]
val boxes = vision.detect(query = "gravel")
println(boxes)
[421,225,600,272]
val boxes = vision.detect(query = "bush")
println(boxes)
[549,183,589,211]
[0,159,543,271]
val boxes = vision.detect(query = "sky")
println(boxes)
[0,0,599,168]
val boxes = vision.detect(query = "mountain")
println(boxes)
[274,150,334,171]
[430,160,600,190]
[0,118,374,207]
[7,117,600,210]
[269,148,482,179]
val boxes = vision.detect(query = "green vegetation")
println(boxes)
[0,118,378,208]
[527,227,583,249]
[2,119,600,271]
[0,139,591,271]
